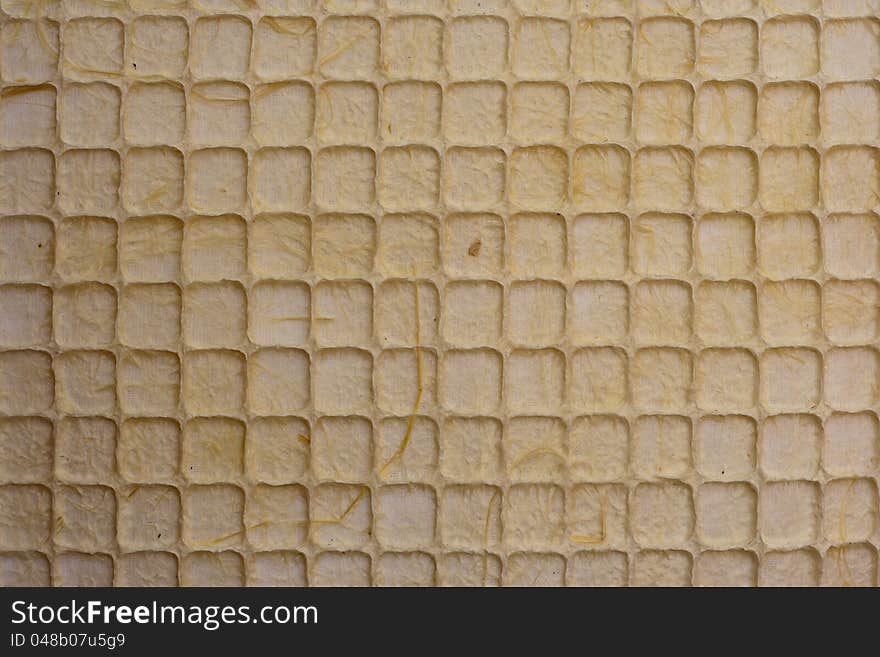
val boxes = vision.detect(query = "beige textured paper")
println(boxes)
[1,0,879,587]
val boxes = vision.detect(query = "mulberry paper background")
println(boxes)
[0,0,879,587]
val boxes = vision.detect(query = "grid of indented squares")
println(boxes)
[1,0,880,587]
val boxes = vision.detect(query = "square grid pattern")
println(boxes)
[1,0,879,587]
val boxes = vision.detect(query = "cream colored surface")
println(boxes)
[1,0,879,587]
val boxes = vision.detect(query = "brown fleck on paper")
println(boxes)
[1,0,879,587]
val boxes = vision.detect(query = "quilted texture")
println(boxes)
[1,0,879,587]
